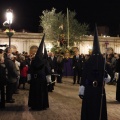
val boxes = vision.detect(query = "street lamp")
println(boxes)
[4,9,13,47]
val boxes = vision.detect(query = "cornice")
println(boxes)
[0,32,44,39]
[0,31,120,42]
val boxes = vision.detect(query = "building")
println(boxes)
[0,31,120,55]
[0,32,53,55]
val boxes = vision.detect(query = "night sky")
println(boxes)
[0,0,120,36]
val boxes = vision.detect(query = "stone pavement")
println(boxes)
[0,76,120,120]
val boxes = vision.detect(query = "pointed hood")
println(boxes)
[31,33,45,69]
[82,24,105,83]
[92,24,101,55]
[85,24,105,71]
[35,33,45,59]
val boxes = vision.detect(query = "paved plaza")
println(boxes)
[0,77,120,120]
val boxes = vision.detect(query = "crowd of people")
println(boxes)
[0,48,30,107]
[0,46,120,105]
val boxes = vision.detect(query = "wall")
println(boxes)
[0,32,120,54]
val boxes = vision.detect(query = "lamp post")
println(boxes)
[67,8,70,48]
[5,9,13,47]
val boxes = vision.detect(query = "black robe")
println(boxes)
[0,63,7,108]
[80,55,108,120]
[28,58,50,110]
[115,58,120,101]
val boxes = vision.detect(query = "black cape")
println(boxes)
[28,57,50,110]
[80,54,108,120]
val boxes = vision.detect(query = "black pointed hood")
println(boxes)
[35,33,45,59]
[92,24,101,55]
[31,33,45,69]
[87,25,104,71]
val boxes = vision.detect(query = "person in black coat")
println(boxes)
[0,54,7,108]
[28,34,51,110]
[4,48,19,103]
[114,53,120,102]
[56,55,64,83]
[72,48,84,84]
[48,52,57,87]
[79,25,111,120]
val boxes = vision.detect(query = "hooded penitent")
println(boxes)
[82,25,105,84]
[28,33,49,110]
[80,25,107,120]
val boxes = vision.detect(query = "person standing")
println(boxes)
[56,55,64,83]
[18,56,28,89]
[63,53,73,77]
[14,56,20,93]
[79,25,111,120]
[0,54,7,108]
[72,48,84,84]
[43,43,53,92]
[114,53,120,102]
[10,54,20,94]
[4,47,19,103]
[48,52,57,87]
[28,34,51,110]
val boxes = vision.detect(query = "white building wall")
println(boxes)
[0,32,120,55]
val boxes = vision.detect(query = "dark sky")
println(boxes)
[0,0,120,36]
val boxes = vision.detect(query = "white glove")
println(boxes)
[27,74,31,81]
[46,75,52,83]
[73,66,75,69]
[79,85,85,99]
[52,69,54,73]
[104,74,111,83]
[114,72,119,81]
